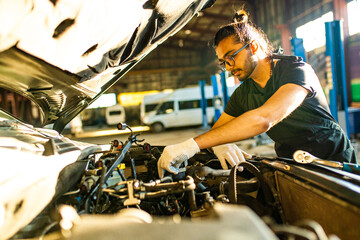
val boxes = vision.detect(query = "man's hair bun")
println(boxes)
[233,10,248,24]
[214,7,274,56]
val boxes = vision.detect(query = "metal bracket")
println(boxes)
[124,180,141,206]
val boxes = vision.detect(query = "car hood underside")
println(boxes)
[0,0,214,132]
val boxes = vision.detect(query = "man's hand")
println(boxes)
[157,138,200,178]
[212,144,252,169]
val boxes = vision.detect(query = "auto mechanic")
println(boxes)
[157,9,357,178]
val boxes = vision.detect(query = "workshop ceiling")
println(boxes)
[115,0,251,93]
[115,0,336,93]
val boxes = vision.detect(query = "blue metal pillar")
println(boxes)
[325,23,338,120]
[199,80,209,128]
[220,72,229,108]
[291,38,306,62]
[211,74,222,122]
[325,21,350,138]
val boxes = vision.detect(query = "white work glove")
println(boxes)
[157,138,200,178]
[212,144,252,170]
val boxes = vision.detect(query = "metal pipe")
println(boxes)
[187,190,197,211]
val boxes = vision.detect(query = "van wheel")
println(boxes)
[151,122,165,133]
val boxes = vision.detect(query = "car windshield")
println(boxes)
[0,109,17,121]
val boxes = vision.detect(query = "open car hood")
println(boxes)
[0,0,214,132]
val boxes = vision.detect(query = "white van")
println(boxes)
[140,91,171,124]
[142,85,238,132]
[105,104,126,125]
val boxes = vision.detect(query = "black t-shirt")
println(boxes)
[225,57,356,163]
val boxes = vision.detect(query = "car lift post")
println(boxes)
[220,71,229,108]
[211,74,222,123]
[291,38,306,62]
[325,20,350,138]
[199,80,209,129]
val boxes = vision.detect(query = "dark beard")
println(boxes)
[232,56,257,81]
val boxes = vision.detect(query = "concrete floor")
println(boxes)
[70,125,360,161]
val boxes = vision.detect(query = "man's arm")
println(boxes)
[194,83,309,149]
[211,112,235,129]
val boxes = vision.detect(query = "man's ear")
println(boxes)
[250,40,259,54]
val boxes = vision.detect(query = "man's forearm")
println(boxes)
[210,112,234,130]
[194,109,270,149]
[194,84,309,149]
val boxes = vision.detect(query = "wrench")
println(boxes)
[293,150,360,174]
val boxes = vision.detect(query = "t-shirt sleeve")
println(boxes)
[224,87,245,117]
[279,61,316,98]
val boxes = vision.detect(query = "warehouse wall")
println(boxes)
[252,0,334,48]
[118,46,212,92]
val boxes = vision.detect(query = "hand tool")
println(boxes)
[293,150,360,174]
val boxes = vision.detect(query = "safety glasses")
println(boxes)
[219,43,249,71]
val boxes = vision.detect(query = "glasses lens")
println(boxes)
[219,58,234,71]
[219,61,226,70]
[224,56,235,67]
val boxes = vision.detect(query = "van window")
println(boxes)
[109,110,122,116]
[206,99,214,107]
[179,99,214,110]
[145,104,158,113]
[157,101,174,114]
[179,100,200,110]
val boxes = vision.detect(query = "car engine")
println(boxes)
[8,123,360,240]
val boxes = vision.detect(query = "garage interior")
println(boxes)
[1,1,360,240]
[0,0,359,148]
[55,0,359,159]
[0,0,360,137]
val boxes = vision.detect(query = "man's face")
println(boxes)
[215,36,257,81]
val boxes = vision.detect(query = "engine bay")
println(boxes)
[9,124,360,240]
